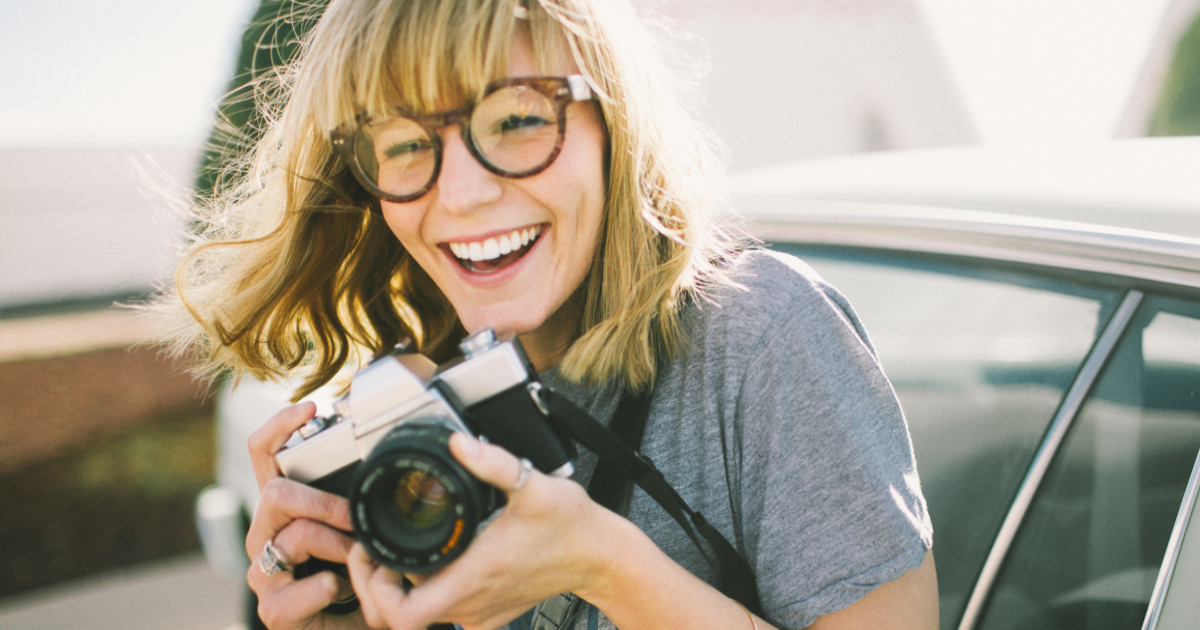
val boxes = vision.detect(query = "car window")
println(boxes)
[977,295,1200,630]
[1152,451,1200,630]
[771,245,1122,630]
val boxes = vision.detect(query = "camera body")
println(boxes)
[275,329,575,572]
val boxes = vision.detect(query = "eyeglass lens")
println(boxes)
[356,84,562,199]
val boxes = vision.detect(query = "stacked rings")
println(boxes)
[258,538,293,576]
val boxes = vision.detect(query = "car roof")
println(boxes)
[725,137,1200,239]
[724,137,1200,289]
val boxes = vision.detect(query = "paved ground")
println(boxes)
[0,307,156,363]
[0,553,244,630]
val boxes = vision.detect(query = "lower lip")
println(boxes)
[441,225,546,285]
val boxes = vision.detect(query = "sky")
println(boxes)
[0,0,253,147]
[0,0,1181,148]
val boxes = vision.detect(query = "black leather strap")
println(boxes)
[586,387,653,512]
[542,388,763,617]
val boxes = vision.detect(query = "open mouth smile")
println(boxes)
[444,224,543,274]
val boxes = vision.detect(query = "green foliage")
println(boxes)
[70,412,214,498]
[1149,9,1200,136]
[194,0,330,199]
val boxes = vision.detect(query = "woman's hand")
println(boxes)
[342,430,937,630]
[347,432,623,630]
[245,402,366,630]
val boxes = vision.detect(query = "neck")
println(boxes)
[518,294,584,374]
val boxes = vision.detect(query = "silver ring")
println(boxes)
[511,458,534,492]
[258,538,293,576]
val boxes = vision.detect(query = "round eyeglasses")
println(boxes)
[331,75,597,204]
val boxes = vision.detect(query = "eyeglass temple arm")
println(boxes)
[566,75,593,102]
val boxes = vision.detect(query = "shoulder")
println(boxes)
[720,248,828,303]
[689,249,873,358]
[658,248,889,435]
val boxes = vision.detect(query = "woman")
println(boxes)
[161,0,938,628]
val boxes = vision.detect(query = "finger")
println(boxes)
[249,401,317,489]
[368,573,455,630]
[405,572,429,588]
[448,432,534,494]
[347,544,387,629]
[253,565,348,628]
[377,560,496,630]
[350,544,428,630]
[246,478,352,558]
[349,543,464,630]
[271,518,357,566]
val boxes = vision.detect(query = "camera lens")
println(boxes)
[392,469,450,527]
[349,422,499,572]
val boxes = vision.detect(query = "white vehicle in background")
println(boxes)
[198,137,1200,630]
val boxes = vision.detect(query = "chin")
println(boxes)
[458,308,550,338]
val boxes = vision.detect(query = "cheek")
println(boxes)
[380,202,423,250]
[566,119,609,245]
[579,197,605,257]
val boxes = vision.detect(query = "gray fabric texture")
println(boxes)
[515,249,933,630]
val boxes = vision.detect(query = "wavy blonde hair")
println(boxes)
[158,0,740,399]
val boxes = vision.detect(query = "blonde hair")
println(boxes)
[158,0,741,399]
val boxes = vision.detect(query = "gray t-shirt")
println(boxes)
[518,249,933,630]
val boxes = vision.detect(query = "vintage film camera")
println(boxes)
[275,329,576,572]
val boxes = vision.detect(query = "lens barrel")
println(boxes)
[349,422,499,572]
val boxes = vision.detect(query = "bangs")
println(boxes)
[353,0,564,120]
[303,0,582,136]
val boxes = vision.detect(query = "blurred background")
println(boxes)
[1,0,1199,628]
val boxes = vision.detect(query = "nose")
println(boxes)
[429,125,503,214]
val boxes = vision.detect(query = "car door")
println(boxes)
[771,244,1200,630]
[970,294,1200,630]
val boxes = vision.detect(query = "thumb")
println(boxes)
[448,432,531,494]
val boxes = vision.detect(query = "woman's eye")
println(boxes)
[383,139,432,159]
[498,115,549,133]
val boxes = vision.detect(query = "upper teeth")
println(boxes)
[449,226,541,261]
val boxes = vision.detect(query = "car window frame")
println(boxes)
[1142,447,1200,630]
[953,289,1146,630]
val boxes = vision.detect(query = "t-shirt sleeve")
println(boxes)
[726,252,933,629]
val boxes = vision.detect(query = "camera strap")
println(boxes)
[584,387,652,512]
[538,388,763,617]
